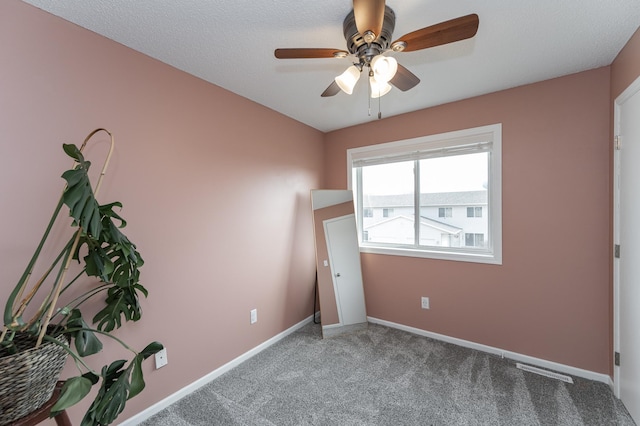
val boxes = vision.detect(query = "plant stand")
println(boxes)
[8,382,71,426]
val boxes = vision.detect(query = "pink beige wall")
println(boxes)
[0,1,323,423]
[611,26,640,99]
[324,67,612,373]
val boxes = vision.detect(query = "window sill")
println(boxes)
[359,245,502,265]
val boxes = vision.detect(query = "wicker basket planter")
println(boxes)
[0,332,68,425]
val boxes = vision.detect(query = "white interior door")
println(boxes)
[615,75,640,423]
[324,214,367,326]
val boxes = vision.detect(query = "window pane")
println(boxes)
[465,233,474,246]
[361,161,414,245]
[419,153,488,249]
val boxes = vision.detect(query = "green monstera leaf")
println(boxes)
[67,309,103,357]
[82,342,163,426]
[51,375,95,414]
[69,199,147,333]
[61,144,101,239]
[92,284,147,332]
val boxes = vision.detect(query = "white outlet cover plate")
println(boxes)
[155,348,168,369]
[421,297,430,309]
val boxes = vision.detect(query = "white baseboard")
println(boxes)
[367,317,611,385]
[119,315,315,425]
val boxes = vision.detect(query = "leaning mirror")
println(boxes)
[311,190,367,338]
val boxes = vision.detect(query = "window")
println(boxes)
[348,124,502,264]
[439,207,452,218]
[467,207,482,218]
[465,233,485,247]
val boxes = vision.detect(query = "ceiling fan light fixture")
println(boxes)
[369,76,392,98]
[370,55,398,83]
[335,65,361,95]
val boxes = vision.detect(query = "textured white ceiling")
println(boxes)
[20,0,640,132]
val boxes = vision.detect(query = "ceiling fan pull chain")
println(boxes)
[378,93,382,119]
[368,80,372,116]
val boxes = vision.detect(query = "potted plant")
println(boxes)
[0,129,162,426]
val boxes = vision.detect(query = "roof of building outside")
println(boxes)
[364,215,463,234]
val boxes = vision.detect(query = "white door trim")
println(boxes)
[613,74,640,398]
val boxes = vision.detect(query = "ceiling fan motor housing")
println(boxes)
[343,6,396,65]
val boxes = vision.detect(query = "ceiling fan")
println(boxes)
[274,0,479,99]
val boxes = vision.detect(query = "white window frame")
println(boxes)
[347,123,502,265]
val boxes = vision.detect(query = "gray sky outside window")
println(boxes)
[420,153,488,194]
[361,153,488,196]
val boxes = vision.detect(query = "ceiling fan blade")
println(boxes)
[274,48,348,59]
[321,81,341,97]
[394,14,479,53]
[353,0,385,40]
[390,64,420,91]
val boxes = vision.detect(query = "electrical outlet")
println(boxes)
[421,297,430,310]
[250,308,258,324]
[155,348,168,369]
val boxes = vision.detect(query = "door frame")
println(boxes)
[613,75,640,398]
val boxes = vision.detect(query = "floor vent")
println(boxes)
[516,363,574,384]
